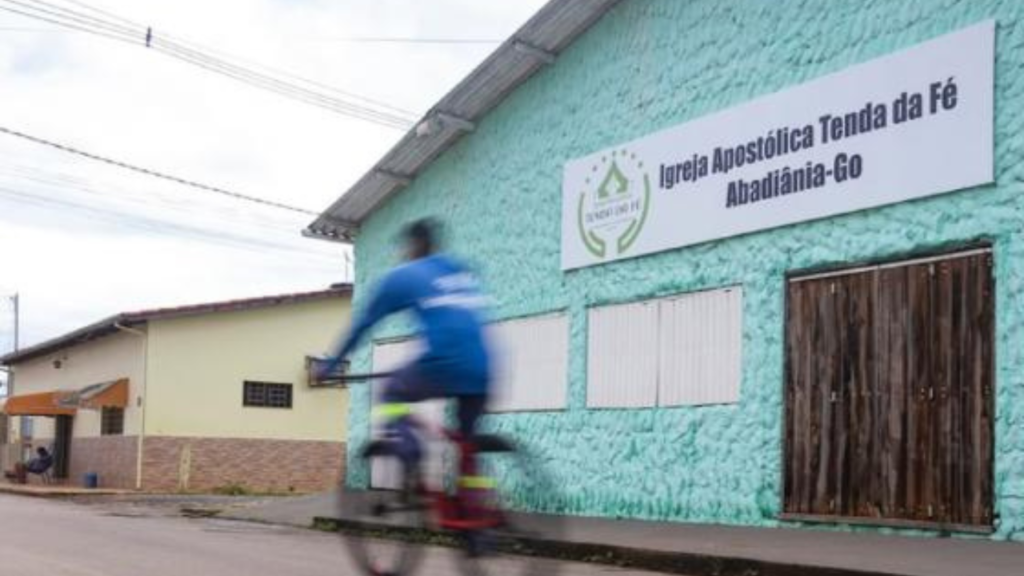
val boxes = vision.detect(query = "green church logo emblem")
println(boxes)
[577,149,651,259]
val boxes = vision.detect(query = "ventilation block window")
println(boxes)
[243,381,293,409]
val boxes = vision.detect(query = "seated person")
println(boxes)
[4,447,54,483]
[25,447,53,475]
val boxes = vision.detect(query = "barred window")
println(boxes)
[243,381,293,409]
[101,407,125,436]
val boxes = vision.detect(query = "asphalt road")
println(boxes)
[0,494,664,575]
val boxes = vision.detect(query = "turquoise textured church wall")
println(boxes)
[344,0,1024,540]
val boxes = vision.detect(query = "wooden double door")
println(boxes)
[784,249,994,530]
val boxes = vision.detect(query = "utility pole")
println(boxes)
[11,293,18,354]
[1,294,16,450]
[2,293,17,398]
[10,293,17,399]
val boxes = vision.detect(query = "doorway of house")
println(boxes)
[53,415,72,479]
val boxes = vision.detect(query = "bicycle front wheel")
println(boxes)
[341,440,427,576]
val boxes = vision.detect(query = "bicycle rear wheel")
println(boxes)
[342,440,427,576]
[454,435,565,576]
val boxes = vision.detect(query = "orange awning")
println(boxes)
[2,391,77,416]
[2,379,129,416]
[74,379,129,410]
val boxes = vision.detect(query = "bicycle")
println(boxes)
[326,372,564,576]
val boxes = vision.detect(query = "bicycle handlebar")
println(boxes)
[316,372,394,385]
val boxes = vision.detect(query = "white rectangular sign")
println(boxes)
[561,21,994,270]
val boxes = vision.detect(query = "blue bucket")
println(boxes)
[83,472,99,489]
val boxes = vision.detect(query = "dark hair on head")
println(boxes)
[403,218,441,255]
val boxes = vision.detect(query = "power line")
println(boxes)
[0,164,283,238]
[0,184,339,263]
[149,37,414,127]
[58,0,135,26]
[0,155,340,263]
[0,160,313,242]
[16,0,419,124]
[152,34,417,118]
[0,123,322,218]
[3,0,138,42]
[2,0,418,126]
[0,0,418,129]
[48,0,418,117]
[2,26,505,46]
[0,124,321,216]
[1,26,505,46]
[0,25,66,30]
[0,2,140,46]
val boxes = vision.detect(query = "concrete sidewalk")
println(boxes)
[229,489,1024,576]
[224,491,337,527]
[523,515,1022,576]
[0,481,129,497]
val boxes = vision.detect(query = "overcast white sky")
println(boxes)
[0,0,547,355]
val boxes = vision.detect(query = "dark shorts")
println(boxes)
[381,362,488,438]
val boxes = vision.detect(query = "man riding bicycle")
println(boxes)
[320,218,492,494]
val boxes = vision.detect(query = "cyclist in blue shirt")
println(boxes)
[320,219,492,471]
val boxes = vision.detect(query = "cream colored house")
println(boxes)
[0,287,351,492]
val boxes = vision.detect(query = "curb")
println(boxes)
[0,486,129,498]
[313,516,907,576]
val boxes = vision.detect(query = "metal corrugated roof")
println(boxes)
[305,0,625,242]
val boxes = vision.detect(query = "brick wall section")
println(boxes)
[141,436,345,493]
[69,436,138,489]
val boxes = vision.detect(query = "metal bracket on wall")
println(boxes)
[436,112,475,133]
[512,40,556,64]
[376,170,413,187]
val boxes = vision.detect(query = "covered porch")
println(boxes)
[1,379,129,486]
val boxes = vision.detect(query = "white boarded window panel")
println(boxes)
[658,287,742,406]
[587,300,659,408]
[490,314,569,412]
[370,338,448,490]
